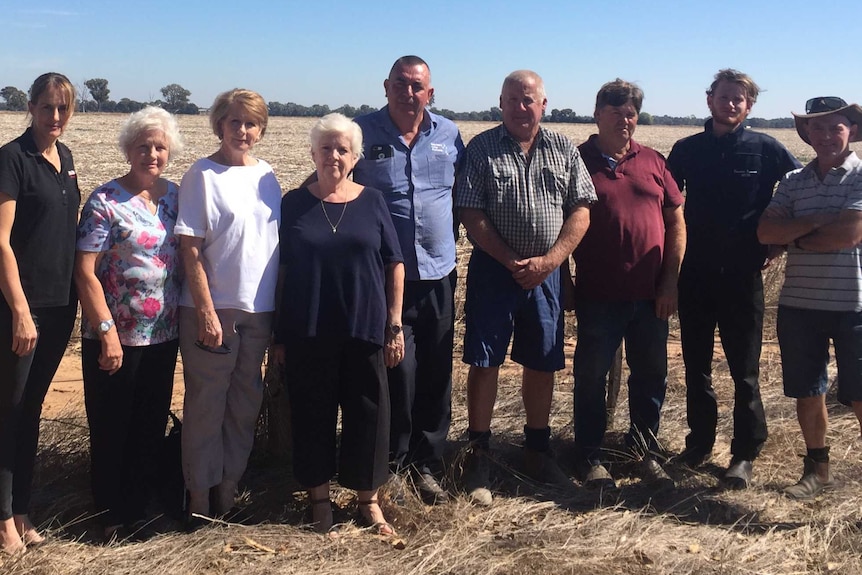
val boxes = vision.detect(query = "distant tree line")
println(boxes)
[0,78,795,128]
[0,79,199,115]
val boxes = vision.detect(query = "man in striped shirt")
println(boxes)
[455,70,595,505]
[758,97,862,499]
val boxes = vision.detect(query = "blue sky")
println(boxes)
[1,0,859,119]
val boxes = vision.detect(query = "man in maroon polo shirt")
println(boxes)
[573,79,686,489]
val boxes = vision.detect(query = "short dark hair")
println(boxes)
[595,79,643,113]
[389,55,430,78]
[707,69,760,105]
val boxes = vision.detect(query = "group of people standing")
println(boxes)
[0,58,860,552]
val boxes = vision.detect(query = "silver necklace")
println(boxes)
[320,200,347,233]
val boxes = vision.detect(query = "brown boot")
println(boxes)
[784,456,835,500]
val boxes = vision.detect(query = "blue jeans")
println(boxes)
[573,299,668,463]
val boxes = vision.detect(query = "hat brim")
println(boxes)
[793,103,862,144]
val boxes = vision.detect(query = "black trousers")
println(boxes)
[0,302,76,520]
[83,338,178,526]
[388,272,455,472]
[285,337,390,491]
[678,267,768,461]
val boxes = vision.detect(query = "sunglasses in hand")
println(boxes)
[194,340,232,354]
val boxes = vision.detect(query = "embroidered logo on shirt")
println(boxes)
[430,143,448,154]
[68,170,77,178]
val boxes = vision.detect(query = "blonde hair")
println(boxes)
[209,89,268,140]
[27,72,76,126]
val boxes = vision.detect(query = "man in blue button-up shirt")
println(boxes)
[352,56,464,504]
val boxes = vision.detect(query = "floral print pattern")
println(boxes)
[77,180,181,345]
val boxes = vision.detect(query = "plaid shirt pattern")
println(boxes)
[455,125,596,258]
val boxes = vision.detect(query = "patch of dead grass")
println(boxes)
[1,113,861,575]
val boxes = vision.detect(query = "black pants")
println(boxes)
[678,267,768,461]
[0,302,76,520]
[83,338,178,527]
[285,337,390,491]
[388,272,455,472]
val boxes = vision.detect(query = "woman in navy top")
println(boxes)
[0,73,80,554]
[272,113,404,536]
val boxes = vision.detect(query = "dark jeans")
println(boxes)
[0,302,77,520]
[678,267,768,461]
[573,299,669,463]
[285,337,390,491]
[388,272,455,473]
[83,338,178,527]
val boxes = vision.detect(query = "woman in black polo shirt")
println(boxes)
[0,73,80,554]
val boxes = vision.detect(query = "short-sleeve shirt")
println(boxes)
[767,152,862,312]
[276,186,403,346]
[76,180,181,345]
[352,107,463,281]
[0,128,80,307]
[454,124,596,258]
[575,136,684,301]
[175,157,282,313]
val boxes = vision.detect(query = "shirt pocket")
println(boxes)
[489,165,517,207]
[541,167,565,209]
[357,149,399,192]
[428,154,455,189]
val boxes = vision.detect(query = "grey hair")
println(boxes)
[502,70,546,101]
[309,113,363,157]
[118,106,184,160]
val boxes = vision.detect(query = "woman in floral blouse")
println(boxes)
[74,106,183,542]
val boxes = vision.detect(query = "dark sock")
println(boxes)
[524,425,551,452]
[807,446,830,463]
[468,429,491,450]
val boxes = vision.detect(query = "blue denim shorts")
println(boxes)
[777,305,862,401]
[462,249,565,372]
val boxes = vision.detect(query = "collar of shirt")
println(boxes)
[379,105,435,147]
[496,124,552,151]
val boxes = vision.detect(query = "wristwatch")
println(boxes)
[98,318,115,335]
[387,324,402,336]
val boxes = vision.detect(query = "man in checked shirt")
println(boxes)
[455,70,596,505]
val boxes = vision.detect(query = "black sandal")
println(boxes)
[356,498,395,536]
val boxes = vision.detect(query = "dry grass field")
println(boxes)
[1,112,861,575]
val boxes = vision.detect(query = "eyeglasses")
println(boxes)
[805,97,847,114]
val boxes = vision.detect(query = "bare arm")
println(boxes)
[796,210,862,251]
[757,206,837,246]
[655,205,686,320]
[0,195,37,356]
[458,207,522,272]
[179,235,222,347]
[74,251,123,374]
[513,204,591,290]
[384,261,405,368]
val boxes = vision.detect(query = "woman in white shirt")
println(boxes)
[175,89,281,523]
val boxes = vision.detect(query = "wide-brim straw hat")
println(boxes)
[793,97,862,144]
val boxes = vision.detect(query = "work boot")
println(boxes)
[411,469,450,505]
[461,447,493,506]
[784,456,834,500]
[722,459,753,490]
[576,460,616,489]
[522,448,576,489]
[640,457,675,490]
